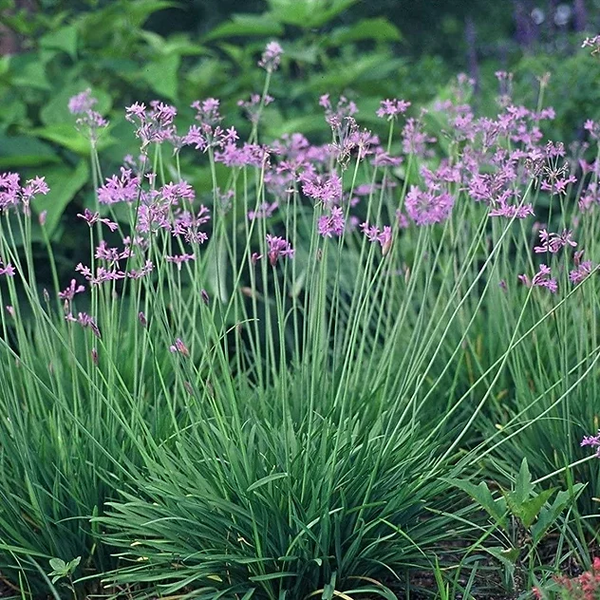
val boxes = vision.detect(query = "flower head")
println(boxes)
[581,429,600,457]
[259,41,283,72]
[376,98,411,120]
[266,234,294,266]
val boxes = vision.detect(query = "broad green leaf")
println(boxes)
[11,57,51,90]
[0,135,60,169]
[203,14,284,42]
[40,24,78,60]
[139,31,208,56]
[328,18,402,45]
[33,160,89,236]
[143,53,180,101]
[530,484,585,543]
[48,558,66,571]
[268,0,359,28]
[450,479,507,529]
[30,123,116,155]
[513,488,556,529]
[512,458,533,505]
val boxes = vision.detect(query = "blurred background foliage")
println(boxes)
[1,0,600,280]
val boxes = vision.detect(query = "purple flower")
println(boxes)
[127,260,154,280]
[376,98,411,120]
[169,338,189,356]
[77,208,118,231]
[58,279,85,302]
[258,41,283,72]
[402,116,436,157]
[534,229,577,254]
[300,171,342,207]
[166,253,196,270]
[581,429,600,457]
[318,206,345,238]
[488,192,534,219]
[97,168,140,205]
[69,90,108,141]
[0,260,15,277]
[0,172,49,213]
[69,89,97,115]
[359,222,393,254]
[518,264,558,293]
[125,100,177,148]
[569,260,594,284]
[405,185,454,226]
[65,311,101,338]
[266,234,294,266]
[248,202,278,220]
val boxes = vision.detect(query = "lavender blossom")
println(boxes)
[266,234,294,266]
[581,429,600,457]
[258,41,283,72]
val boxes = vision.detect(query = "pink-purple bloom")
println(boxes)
[405,185,454,226]
[169,338,190,356]
[581,429,600,457]
[65,311,101,338]
[359,222,393,254]
[258,41,283,72]
[318,206,345,238]
[376,98,411,120]
[518,264,558,293]
[265,234,294,266]
[0,260,15,277]
[166,253,196,270]
[534,229,577,254]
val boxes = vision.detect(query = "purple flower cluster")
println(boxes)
[0,172,49,214]
[376,98,411,120]
[265,234,294,266]
[360,222,393,255]
[581,429,600,457]
[258,41,283,72]
[405,186,454,226]
[0,258,15,277]
[318,206,345,238]
[518,264,558,293]
[533,229,577,254]
[69,89,108,141]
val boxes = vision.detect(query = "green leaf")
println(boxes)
[0,135,60,169]
[450,479,507,529]
[33,160,89,236]
[139,31,208,56]
[30,123,115,155]
[40,24,78,60]
[142,53,180,101]
[488,546,520,567]
[203,14,284,41]
[248,572,298,582]
[48,558,66,571]
[515,488,556,529]
[267,0,359,28]
[247,473,288,492]
[11,57,51,90]
[512,458,533,505]
[530,484,585,543]
[328,18,402,45]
